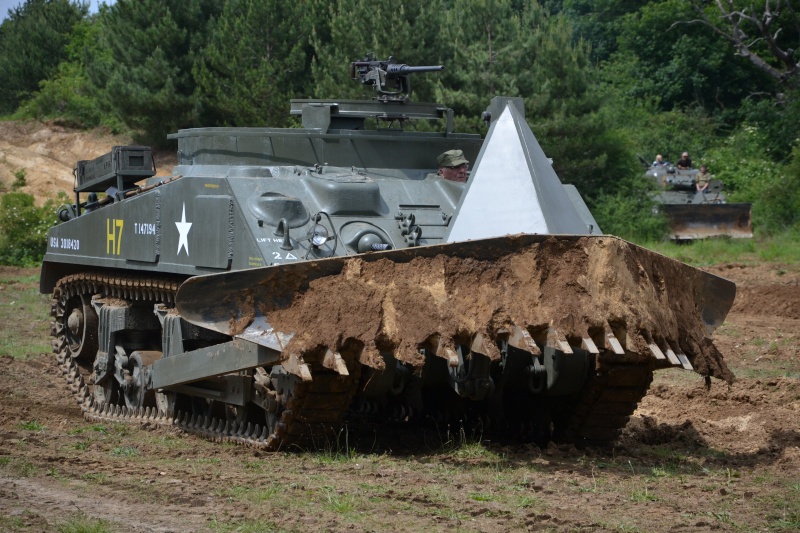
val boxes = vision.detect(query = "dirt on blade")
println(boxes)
[260,236,733,381]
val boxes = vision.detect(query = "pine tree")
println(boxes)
[0,0,88,114]
[92,0,221,143]
[193,0,314,127]
[310,0,444,103]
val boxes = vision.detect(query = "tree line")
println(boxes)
[1,0,799,240]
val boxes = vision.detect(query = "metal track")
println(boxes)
[50,272,358,451]
[564,358,654,444]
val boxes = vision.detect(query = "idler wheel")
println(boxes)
[59,293,98,361]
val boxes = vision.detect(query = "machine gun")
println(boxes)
[350,56,444,100]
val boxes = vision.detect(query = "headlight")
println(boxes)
[308,224,329,247]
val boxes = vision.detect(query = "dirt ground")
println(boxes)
[0,261,798,532]
[0,122,798,531]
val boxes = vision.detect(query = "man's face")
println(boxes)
[440,163,469,182]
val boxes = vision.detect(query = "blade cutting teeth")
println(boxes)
[322,349,349,376]
[676,353,694,370]
[444,347,459,368]
[283,353,312,381]
[664,347,682,366]
[648,343,667,361]
[547,327,573,354]
[604,324,625,355]
[505,325,541,355]
[581,337,600,354]
[428,335,460,367]
[470,331,501,360]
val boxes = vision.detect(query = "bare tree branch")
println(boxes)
[684,0,799,86]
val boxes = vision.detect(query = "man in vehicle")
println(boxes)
[652,154,668,166]
[695,164,712,193]
[676,152,693,169]
[437,150,470,182]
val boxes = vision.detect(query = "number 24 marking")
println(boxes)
[272,252,297,260]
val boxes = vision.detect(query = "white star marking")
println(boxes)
[175,203,192,256]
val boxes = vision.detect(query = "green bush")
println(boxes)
[591,190,670,242]
[12,169,27,190]
[0,192,60,266]
[704,127,800,234]
[15,62,104,128]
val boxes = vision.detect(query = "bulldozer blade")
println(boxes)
[661,203,753,241]
[176,233,736,381]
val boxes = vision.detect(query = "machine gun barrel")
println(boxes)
[350,57,445,99]
[385,64,444,76]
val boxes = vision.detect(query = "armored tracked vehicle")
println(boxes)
[42,59,736,450]
[645,163,753,241]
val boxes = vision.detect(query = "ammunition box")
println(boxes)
[75,146,156,193]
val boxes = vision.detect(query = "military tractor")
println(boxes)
[644,161,752,241]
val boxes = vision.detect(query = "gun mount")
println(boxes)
[291,56,451,132]
[350,55,444,100]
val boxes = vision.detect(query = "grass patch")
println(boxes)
[629,487,658,502]
[767,482,800,530]
[111,446,139,457]
[81,472,109,484]
[0,514,28,531]
[209,517,283,533]
[19,419,45,431]
[0,271,52,359]
[222,484,282,503]
[69,424,110,436]
[638,230,800,266]
[9,460,39,477]
[56,513,114,533]
[322,490,360,515]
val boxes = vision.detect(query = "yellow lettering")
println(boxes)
[115,219,124,255]
[107,219,124,255]
[107,219,115,254]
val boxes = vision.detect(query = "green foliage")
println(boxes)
[93,0,223,144]
[642,228,800,266]
[15,16,120,130]
[19,419,45,431]
[311,0,442,102]
[591,184,670,242]
[0,0,798,242]
[0,191,59,266]
[12,169,27,190]
[193,0,314,127]
[16,61,103,127]
[0,0,88,114]
[610,0,770,114]
[738,88,800,162]
[704,128,800,234]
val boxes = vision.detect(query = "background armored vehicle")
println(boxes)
[41,59,736,450]
[644,162,753,241]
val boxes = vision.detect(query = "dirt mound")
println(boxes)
[707,262,800,319]
[0,120,175,205]
[625,376,800,457]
